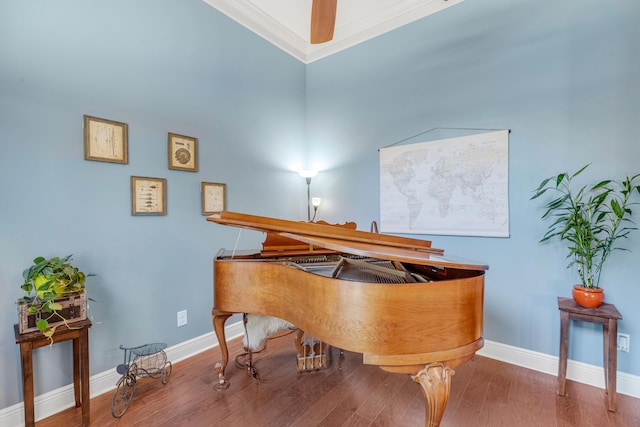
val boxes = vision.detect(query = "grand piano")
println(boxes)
[208,211,488,427]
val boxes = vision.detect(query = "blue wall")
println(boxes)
[0,0,306,409]
[306,0,640,376]
[1,0,639,414]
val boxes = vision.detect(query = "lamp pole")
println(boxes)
[298,170,318,221]
[305,177,312,221]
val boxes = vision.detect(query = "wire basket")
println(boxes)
[111,342,172,418]
[120,343,169,378]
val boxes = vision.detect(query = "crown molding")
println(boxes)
[203,0,308,61]
[203,0,463,64]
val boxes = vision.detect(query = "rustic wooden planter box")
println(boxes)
[18,292,87,334]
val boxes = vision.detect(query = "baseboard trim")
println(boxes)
[1,327,637,426]
[477,339,640,398]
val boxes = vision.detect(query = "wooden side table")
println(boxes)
[557,297,622,411]
[14,319,92,426]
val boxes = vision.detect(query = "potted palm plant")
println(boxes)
[18,255,92,339]
[531,164,640,307]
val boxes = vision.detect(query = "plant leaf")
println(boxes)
[611,199,623,218]
[591,180,611,191]
[49,302,63,311]
[572,164,590,177]
[36,319,49,332]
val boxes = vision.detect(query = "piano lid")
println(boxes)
[207,211,488,271]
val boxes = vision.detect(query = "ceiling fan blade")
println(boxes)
[310,0,337,44]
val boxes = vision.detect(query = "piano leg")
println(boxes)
[211,308,233,390]
[369,340,482,427]
[411,362,454,427]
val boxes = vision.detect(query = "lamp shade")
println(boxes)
[298,170,318,179]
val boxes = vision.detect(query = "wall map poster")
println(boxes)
[379,130,509,237]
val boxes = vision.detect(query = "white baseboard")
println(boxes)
[477,340,640,398]
[1,328,637,426]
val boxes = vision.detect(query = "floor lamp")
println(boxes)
[298,170,318,221]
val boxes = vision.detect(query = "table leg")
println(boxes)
[80,326,91,425]
[73,337,81,407]
[557,310,569,396]
[606,319,617,411]
[20,342,35,427]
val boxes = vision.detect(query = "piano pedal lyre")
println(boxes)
[295,329,327,371]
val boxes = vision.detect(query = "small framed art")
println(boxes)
[84,115,128,164]
[131,176,167,216]
[168,132,198,172]
[201,182,226,215]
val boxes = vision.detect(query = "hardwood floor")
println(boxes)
[38,332,640,426]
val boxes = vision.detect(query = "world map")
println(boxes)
[379,130,509,237]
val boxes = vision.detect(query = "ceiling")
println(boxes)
[202,0,464,63]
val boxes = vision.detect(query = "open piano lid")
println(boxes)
[207,211,488,271]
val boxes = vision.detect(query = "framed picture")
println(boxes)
[131,176,167,216]
[83,115,128,164]
[201,182,226,215]
[168,132,198,172]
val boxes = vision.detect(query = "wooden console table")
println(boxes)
[557,297,621,411]
[14,319,92,426]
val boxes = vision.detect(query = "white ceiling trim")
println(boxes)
[203,0,309,61]
[202,0,463,64]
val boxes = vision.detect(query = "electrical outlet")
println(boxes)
[177,310,188,327]
[617,333,630,352]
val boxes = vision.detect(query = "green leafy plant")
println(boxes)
[532,165,640,289]
[19,255,92,337]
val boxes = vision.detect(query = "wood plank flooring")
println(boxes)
[37,332,640,426]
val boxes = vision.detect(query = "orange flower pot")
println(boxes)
[572,284,605,308]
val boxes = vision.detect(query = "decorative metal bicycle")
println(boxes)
[111,343,172,418]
